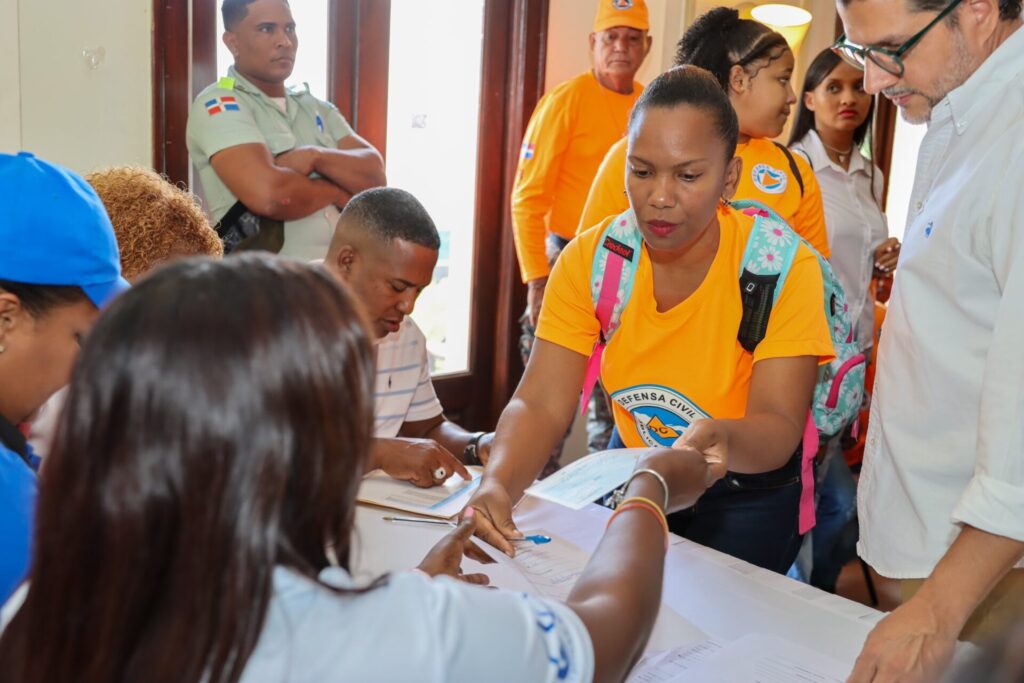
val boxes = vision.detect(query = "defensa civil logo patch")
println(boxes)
[610,384,709,448]
[751,163,787,194]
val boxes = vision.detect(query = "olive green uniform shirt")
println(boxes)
[186,66,353,260]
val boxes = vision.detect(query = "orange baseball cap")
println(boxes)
[593,0,649,32]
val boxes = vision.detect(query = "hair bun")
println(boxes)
[699,6,742,34]
[675,7,744,88]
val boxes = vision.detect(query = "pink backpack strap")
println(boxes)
[580,249,625,415]
[798,410,819,535]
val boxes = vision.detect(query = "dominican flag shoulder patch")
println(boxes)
[205,96,240,116]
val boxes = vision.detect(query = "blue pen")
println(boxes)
[514,534,552,545]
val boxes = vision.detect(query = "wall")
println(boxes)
[0,0,153,174]
[0,0,22,153]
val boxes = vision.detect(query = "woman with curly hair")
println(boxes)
[85,165,223,280]
[28,167,224,457]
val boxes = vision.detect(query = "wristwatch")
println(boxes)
[463,431,488,466]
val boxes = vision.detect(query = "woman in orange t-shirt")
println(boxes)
[470,67,834,573]
[578,7,830,259]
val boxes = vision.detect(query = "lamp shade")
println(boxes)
[751,3,813,50]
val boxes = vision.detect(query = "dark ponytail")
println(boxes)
[674,7,790,89]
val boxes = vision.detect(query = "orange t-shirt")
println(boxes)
[511,72,641,283]
[539,207,835,448]
[577,136,832,259]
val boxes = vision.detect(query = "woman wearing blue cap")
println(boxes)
[0,151,129,603]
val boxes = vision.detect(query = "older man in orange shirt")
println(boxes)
[512,0,651,459]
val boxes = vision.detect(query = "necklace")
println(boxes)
[820,138,854,164]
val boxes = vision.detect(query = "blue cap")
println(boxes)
[0,152,129,308]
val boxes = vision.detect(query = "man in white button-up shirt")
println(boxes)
[835,0,1023,679]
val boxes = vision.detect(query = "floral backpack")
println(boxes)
[581,201,865,533]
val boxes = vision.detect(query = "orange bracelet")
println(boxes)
[607,500,669,550]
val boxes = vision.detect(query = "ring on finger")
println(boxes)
[433,467,448,480]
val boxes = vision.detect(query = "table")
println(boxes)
[350,496,883,672]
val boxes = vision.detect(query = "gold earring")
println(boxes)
[0,344,5,353]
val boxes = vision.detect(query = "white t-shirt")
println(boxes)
[374,317,443,438]
[3,569,595,681]
[859,26,1024,578]
[791,130,888,351]
[240,567,594,683]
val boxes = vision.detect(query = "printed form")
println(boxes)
[525,450,643,509]
[629,634,849,682]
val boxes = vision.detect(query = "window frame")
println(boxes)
[153,0,548,427]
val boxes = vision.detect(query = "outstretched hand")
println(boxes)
[463,479,523,557]
[416,510,493,585]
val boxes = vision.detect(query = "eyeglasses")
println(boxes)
[831,0,963,77]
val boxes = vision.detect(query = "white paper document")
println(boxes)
[474,530,710,651]
[471,529,587,600]
[508,532,591,600]
[627,640,725,682]
[678,634,850,682]
[525,449,642,510]
[356,468,481,519]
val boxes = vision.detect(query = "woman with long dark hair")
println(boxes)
[0,254,717,683]
[787,48,898,592]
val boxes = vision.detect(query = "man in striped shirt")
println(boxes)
[323,187,493,487]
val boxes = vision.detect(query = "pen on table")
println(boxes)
[382,516,454,527]
[382,516,551,544]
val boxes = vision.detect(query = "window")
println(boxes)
[385,0,486,375]
[153,0,549,426]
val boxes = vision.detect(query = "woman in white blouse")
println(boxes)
[788,48,900,592]
[0,255,719,683]
[790,49,899,345]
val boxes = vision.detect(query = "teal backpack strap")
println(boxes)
[731,199,801,352]
[581,210,642,415]
[731,200,867,535]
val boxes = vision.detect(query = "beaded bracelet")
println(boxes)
[607,497,669,550]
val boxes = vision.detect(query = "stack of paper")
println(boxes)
[357,469,481,519]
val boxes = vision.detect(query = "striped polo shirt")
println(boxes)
[374,317,443,437]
